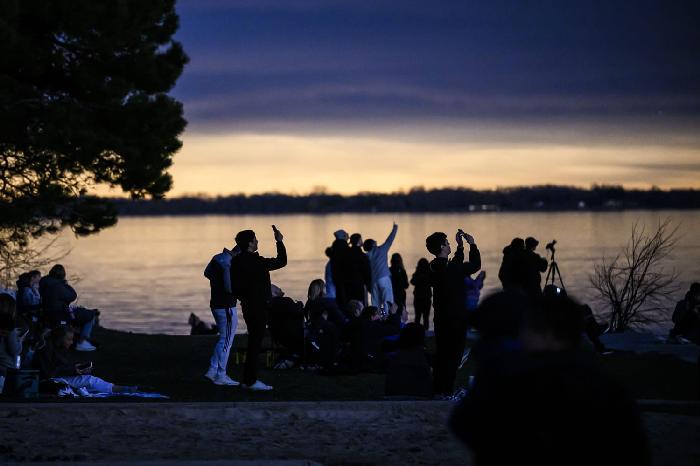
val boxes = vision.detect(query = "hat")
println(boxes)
[525,237,539,249]
[334,229,348,240]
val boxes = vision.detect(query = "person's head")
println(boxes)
[307,279,325,301]
[523,289,584,352]
[48,264,66,280]
[525,237,539,251]
[334,229,348,241]
[0,294,16,319]
[510,237,525,250]
[398,323,425,350]
[362,238,376,252]
[271,284,285,298]
[28,270,41,285]
[390,253,404,270]
[235,230,257,252]
[350,233,362,247]
[50,326,75,350]
[416,258,430,273]
[426,232,450,257]
[688,282,700,303]
[346,299,364,318]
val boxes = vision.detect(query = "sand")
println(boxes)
[1,401,699,465]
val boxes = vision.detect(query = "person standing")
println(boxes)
[231,226,287,391]
[426,229,481,398]
[348,233,372,305]
[523,237,548,298]
[390,253,409,314]
[364,223,399,311]
[202,244,241,386]
[411,258,432,330]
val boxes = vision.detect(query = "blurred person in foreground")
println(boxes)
[450,289,650,466]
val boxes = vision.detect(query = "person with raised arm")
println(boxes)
[363,223,399,312]
[425,229,481,398]
[230,225,287,391]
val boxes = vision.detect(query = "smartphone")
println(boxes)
[76,361,93,371]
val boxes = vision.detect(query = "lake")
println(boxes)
[53,211,699,335]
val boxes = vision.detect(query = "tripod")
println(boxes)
[544,247,565,292]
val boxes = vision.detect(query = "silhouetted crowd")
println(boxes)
[1,266,138,396]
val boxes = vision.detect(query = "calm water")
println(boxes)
[53,211,700,335]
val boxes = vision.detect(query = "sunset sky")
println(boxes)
[166,0,700,195]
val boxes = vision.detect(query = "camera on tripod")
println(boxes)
[545,239,557,253]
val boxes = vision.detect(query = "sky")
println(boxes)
[165,0,700,195]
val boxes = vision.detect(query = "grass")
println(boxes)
[35,326,695,403]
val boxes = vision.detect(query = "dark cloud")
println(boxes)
[173,0,700,130]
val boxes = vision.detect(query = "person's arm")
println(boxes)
[61,283,78,304]
[537,255,548,272]
[262,240,287,271]
[377,223,398,251]
[462,244,482,276]
[203,260,215,280]
[400,270,409,289]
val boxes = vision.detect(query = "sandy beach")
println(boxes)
[1,401,699,465]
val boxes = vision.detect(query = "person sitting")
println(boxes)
[32,327,136,395]
[16,271,42,318]
[0,295,23,394]
[359,304,402,370]
[188,313,219,335]
[40,264,97,352]
[668,282,700,344]
[268,285,305,368]
[307,304,341,371]
[304,279,347,328]
[385,323,432,399]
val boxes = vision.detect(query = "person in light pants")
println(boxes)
[203,245,241,386]
[364,223,398,312]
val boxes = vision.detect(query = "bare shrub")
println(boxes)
[590,218,680,332]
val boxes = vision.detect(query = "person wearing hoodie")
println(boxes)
[230,225,287,391]
[364,223,399,312]
[39,265,96,352]
[202,244,241,386]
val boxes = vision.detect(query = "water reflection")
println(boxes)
[54,211,700,334]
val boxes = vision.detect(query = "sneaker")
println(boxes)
[75,340,96,352]
[242,380,273,391]
[213,374,240,386]
[204,368,218,382]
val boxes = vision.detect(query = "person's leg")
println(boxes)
[242,304,266,386]
[62,374,114,393]
[370,282,380,307]
[208,307,237,377]
[433,319,447,396]
[378,275,394,311]
[73,308,96,342]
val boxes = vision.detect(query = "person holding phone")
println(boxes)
[33,327,137,394]
[425,228,481,398]
[230,225,287,391]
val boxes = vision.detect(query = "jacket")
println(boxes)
[231,241,287,306]
[39,276,77,323]
[204,249,236,309]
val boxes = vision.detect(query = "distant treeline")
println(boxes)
[112,185,700,216]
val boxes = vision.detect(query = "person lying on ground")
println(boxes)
[33,327,137,395]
